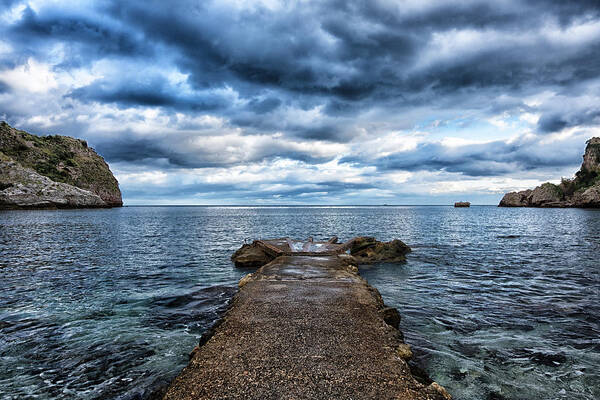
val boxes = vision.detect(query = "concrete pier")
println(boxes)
[162,241,451,400]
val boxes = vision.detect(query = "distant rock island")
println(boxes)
[454,201,470,207]
[499,137,600,208]
[0,122,122,209]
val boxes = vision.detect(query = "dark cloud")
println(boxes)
[343,136,585,177]
[0,0,21,7]
[289,125,347,142]
[114,0,598,102]
[0,81,10,94]
[538,108,600,133]
[529,0,600,25]
[6,1,600,103]
[247,97,282,114]
[260,180,375,199]
[94,136,241,168]
[95,0,600,144]
[6,0,599,139]
[93,132,336,168]
[94,136,176,165]
[9,6,149,62]
[122,178,374,202]
[68,77,225,111]
[538,115,569,133]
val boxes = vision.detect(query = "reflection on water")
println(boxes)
[1,206,599,399]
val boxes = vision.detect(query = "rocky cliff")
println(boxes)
[0,122,122,209]
[499,138,600,208]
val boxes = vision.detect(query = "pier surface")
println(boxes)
[163,252,450,399]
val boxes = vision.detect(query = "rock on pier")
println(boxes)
[162,238,451,400]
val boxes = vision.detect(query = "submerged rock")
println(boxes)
[380,306,401,329]
[350,237,412,264]
[499,137,600,208]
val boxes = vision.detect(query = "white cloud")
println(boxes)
[116,171,169,186]
[0,58,58,93]
[0,3,27,24]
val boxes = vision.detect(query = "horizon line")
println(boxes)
[122,204,498,207]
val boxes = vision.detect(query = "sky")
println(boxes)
[1,0,599,205]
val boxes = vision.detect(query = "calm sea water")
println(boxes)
[0,206,598,399]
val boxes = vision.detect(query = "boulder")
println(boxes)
[427,382,452,400]
[337,253,358,267]
[396,343,413,360]
[238,273,255,288]
[350,237,411,264]
[338,254,359,274]
[380,306,401,329]
[529,183,563,206]
[231,242,275,268]
[577,183,600,207]
[499,190,532,207]
[349,236,378,254]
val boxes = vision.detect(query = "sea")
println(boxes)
[0,206,598,399]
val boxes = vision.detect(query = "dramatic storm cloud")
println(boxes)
[1,0,599,204]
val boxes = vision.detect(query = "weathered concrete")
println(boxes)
[163,253,451,400]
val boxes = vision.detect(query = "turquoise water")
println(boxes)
[0,206,598,399]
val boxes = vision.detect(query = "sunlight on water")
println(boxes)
[1,206,599,399]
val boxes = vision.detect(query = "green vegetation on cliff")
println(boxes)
[0,121,122,207]
[560,140,600,196]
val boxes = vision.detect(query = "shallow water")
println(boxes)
[0,206,598,399]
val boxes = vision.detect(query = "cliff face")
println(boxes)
[0,122,122,209]
[499,138,600,208]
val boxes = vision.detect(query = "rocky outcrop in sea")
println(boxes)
[231,236,412,268]
[499,137,600,208]
[0,121,122,209]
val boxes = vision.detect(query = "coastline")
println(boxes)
[0,203,121,210]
